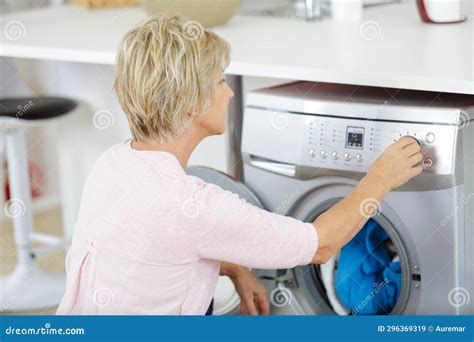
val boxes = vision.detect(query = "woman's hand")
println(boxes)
[220,262,270,315]
[367,136,423,191]
[312,136,423,264]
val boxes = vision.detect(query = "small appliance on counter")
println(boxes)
[416,0,469,23]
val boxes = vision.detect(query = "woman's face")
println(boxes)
[196,71,234,136]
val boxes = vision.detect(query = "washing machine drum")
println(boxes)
[292,203,411,316]
[320,219,402,315]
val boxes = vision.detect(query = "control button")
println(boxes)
[425,132,436,144]
[332,151,339,160]
[344,153,352,161]
[356,154,364,163]
[422,158,434,170]
[399,135,421,146]
[309,149,316,158]
[320,150,328,159]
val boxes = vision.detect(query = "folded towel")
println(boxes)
[335,219,401,315]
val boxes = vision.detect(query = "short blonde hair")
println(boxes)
[113,15,231,142]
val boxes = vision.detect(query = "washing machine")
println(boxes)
[188,81,474,315]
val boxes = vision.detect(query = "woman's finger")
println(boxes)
[239,301,247,315]
[409,165,424,177]
[397,136,418,149]
[408,152,423,166]
[243,294,258,315]
[256,294,270,315]
[403,142,421,157]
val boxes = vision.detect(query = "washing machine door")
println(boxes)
[186,166,265,315]
[272,184,412,316]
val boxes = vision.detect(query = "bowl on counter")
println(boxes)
[143,0,241,28]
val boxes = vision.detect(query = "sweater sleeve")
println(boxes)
[186,178,318,269]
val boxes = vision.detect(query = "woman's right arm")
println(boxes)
[311,136,423,264]
[185,136,422,269]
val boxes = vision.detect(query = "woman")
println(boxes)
[56,16,423,315]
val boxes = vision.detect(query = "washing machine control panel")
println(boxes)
[302,115,457,175]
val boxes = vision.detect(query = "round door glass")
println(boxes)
[303,198,411,315]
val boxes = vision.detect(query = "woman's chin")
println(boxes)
[202,126,225,137]
[212,129,226,136]
[211,124,226,136]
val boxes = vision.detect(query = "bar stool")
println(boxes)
[0,96,77,311]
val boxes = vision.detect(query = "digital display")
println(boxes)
[346,126,364,149]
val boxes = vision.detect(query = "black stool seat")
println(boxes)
[0,97,77,120]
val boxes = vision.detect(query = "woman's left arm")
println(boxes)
[220,262,270,315]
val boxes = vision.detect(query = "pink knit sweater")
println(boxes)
[56,139,318,315]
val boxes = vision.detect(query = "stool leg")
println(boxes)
[56,134,80,244]
[0,135,5,219]
[4,128,35,267]
[0,128,65,312]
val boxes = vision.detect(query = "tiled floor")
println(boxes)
[0,207,65,315]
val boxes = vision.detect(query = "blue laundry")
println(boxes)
[335,219,401,315]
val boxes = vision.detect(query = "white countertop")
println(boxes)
[1,2,473,94]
